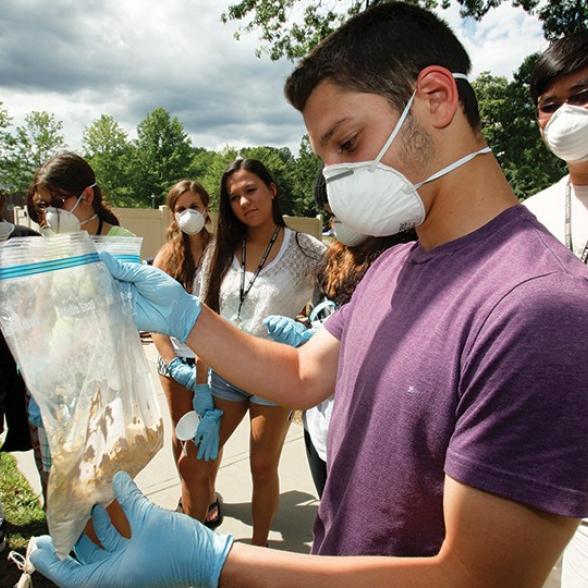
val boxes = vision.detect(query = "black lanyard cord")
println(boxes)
[564,179,588,264]
[238,226,282,318]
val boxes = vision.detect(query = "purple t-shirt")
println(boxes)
[317,205,588,557]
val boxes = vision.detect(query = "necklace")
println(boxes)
[235,226,282,325]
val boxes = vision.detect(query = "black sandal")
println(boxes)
[204,495,223,529]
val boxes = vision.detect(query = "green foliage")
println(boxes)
[0,102,14,191]
[3,111,66,195]
[537,0,587,40]
[82,115,136,207]
[473,54,566,199]
[222,0,586,61]
[132,107,194,207]
[187,144,317,216]
[286,135,322,217]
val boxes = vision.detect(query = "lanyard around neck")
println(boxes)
[564,179,588,264]
[238,226,281,318]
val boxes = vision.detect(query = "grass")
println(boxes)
[0,452,57,587]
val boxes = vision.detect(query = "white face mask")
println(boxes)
[175,209,205,235]
[544,104,588,162]
[44,183,97,234]
[323,73,491,237]
[332,219,368,247]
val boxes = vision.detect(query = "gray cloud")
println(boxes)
[0,0,304,151]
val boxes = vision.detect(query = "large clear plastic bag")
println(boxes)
[0,232,163,558]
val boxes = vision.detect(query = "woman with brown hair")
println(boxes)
[27,152,133,237]
[195,157,325,546]
[152,179,222,526]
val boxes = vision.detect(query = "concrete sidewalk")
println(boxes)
[14,342,319,553]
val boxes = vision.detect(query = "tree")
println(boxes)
[191,145,300,214]
[222,0,587,61]
[4,111,66,195]
[287,135,322,217]
[82,115,136,207]
[0,102,14,191]
[473,54,566,199]
[132,108,193,206]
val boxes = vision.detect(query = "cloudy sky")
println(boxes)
[0,0,548,154]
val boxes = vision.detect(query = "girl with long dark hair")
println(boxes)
[197,158,325,546]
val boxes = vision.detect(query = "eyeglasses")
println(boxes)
[538,88,588,115]
[34,193,75,211]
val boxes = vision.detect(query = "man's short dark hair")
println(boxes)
[530,30,588,106]
[284,1,480,131]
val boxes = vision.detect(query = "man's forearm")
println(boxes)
[219,543,455,588]
[185,306,325,408]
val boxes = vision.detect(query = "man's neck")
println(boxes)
[416,153,519,250]
[569,162,588,187]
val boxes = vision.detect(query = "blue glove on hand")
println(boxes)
[28,396,44,428]
[193,383,214,416]
[30,471,233,588]
[167,358,196,391]
[263,315,313,347]
[194,408,222,461]
[100,252,201,342]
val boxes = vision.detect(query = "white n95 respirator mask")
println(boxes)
[175,209,205,235]
[544,104,588,162]
[332,219,368,247]
[44,183,97,234]
[323,73,491,237]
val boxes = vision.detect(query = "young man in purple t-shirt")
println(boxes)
[31,3,588,588]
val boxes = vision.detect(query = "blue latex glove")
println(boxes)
[100,252,201,342]
[263,315,313,347]
[193,383,214,416]
[167,357,196,391]
[30,471,233,588]
[194,408,222,461]
[28,396,44,428]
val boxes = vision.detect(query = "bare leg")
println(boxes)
[179,397,248,521]
[249,404,291,546]
[160,374,193,468]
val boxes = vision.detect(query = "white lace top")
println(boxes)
[202,228,325,339]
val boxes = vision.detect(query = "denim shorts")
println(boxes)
[157,356,195,377]
[210,370,279,407]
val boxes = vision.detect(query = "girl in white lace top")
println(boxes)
[198,158,325,546]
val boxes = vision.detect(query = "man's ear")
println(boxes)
[415,66,460,130]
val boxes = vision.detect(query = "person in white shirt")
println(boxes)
[523,30,588,588]
[197,157,325,547]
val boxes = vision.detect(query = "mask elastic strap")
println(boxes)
[372,73,468,169]
[372,92,416,168]
[415,146,491,189]
[80,213,98,226]
[71,182,97,214]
